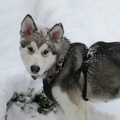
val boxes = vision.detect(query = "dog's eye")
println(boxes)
[43,50,49,55]
[28,47,34,52]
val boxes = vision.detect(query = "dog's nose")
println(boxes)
[31,65,40,74]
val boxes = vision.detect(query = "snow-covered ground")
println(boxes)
[0,0,120,120]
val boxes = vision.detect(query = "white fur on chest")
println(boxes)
[52,86,87,120]
[52,86,75,108]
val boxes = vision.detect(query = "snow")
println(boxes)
[0,0,120,120]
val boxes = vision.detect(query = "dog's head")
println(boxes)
[20,14,65,77]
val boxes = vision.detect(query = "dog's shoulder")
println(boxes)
[70,42,87,57]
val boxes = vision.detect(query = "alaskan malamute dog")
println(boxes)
[20,14,120,120]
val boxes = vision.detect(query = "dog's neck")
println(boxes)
[56,38,70,62]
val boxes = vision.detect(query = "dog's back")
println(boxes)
[87,42,120,101]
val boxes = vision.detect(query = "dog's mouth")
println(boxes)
[31,75,37,80]
[31,70,48,80]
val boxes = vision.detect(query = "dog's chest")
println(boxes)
[52,86,68,104]
[52,86,77,112]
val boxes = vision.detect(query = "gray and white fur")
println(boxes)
[20,14,120,120]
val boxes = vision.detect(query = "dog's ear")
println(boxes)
[20,14,37,37]
[48,23,64,42]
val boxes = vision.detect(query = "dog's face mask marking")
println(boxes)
[20,14,64,76]
[21,41,56,76]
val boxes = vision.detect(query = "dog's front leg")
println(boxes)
[63,101,88,120]
[52,86,88,120]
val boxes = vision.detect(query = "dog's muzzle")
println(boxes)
[31,65,40,74]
